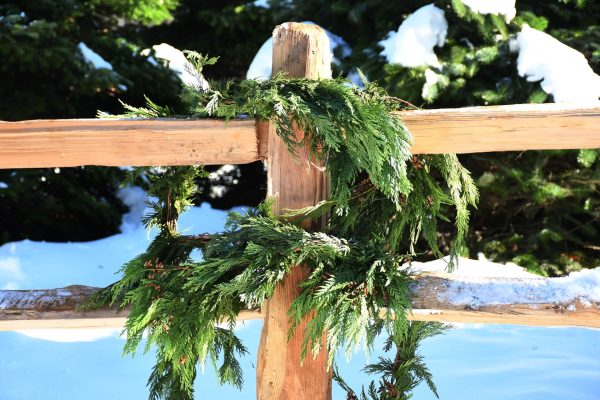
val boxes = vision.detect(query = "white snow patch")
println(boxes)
[208,164,236,180]
[246,22,350,80]
[422,68,442,101]
[246,39,273,80]
[252,0,270,8]
[144,43,209,90]
[432,264,600,308]
[516,25,600,103]
[210,185,227,199]
[78,42,113,70]
[0,181,8,189]
[0,204,230,291]
[207,164,240,198]
[379,4,447,69]
[16,328,121,343]
[411,256,535,278]
[116,186,148,234]
[462,0,516,22]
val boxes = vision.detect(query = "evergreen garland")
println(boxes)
[90,53,477,399]
[333,321,447,400]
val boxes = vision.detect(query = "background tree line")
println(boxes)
[1,0,599,276]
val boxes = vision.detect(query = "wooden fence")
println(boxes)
[1,22,599,399]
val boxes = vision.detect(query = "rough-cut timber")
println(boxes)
[0,286,260,331]
[400,103,600,154]
[257,22,332,400]
[0,118,262,168]
[2,104,600,169]
[3,272,599,330]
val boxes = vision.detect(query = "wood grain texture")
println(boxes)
[0,286,260,331]
[0,118,260,168]
[257,22,332,400]
[400,103,600,154]
[3,272,599,330]
[2,104,600,169]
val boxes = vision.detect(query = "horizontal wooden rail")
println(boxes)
[0,285,261,330]
[2,272,598,331]
[401,103,600,154]
[1,103,599,169]
[0,118,269,168]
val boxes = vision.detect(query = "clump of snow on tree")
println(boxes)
[421,68,445,102]
[0,182,8,189]
[252,0,269,8]
[461,0,516,22]
[78,42,113,70]
[144,43,209,90]
[208,164,239,199]
[117,186,148,234]
[378,4,447,69]
[246,22,350,79]
[516,25,600,103]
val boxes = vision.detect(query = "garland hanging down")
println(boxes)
[89,53,478,399]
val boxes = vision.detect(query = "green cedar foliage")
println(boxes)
[333,321,448,400]
[89,54,477,399]
[269,0,600,276]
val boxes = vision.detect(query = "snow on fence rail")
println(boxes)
[1,103,600,168]
[2,269,599,331]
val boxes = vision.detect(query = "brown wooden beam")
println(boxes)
[401,103,600,154]
[256,23,333,400]
[2,273,599,331]
[2,103,599,169]
[0,285,261,331]
[0,118,264,168]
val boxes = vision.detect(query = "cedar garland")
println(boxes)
[89,53,477,399]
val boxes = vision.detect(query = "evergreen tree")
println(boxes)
[0,0,181,244]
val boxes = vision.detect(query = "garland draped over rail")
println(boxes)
[88,53,478,399]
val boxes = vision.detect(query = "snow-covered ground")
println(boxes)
[1,189,599,399]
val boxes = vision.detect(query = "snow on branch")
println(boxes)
[379,4,447,69]
[78,42,113,70]
[462,0,516,22]
[246,21,350,80]
[516,25,600,103]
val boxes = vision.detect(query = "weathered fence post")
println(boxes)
[256,23,332,400]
